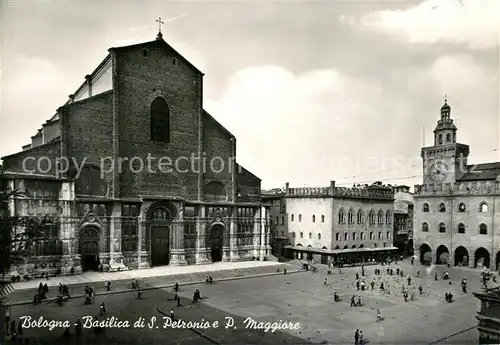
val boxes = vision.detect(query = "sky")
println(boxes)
[0,0,499,190]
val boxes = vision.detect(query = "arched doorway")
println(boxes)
[475,247,491,268]
[419,244,432,265]
[210,224,224,262]
[359,244,364,248]
[436,245,450,264]
[496,251,500,270]
[149,206,174,267]
[80,227,100,271]
[454,246,469,267]
[343,245,348,249]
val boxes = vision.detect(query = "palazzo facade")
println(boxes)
[1,31,274,276]
[414,100,500,269]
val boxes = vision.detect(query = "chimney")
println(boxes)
[285,182,290,193]
[330,180,335,192]
[68,94,75,103]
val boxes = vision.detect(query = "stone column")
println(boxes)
[170,204,187,265]
[195,206,210,264]
[253,207,262,259]
[108,202,126,270]
[136,216,150,269]
[229,206,240,261]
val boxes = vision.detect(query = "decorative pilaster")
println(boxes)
[253,207,262,258]
[170,204,187,265]
[229,206,240,261]
[195,206,210,264]
[108,202,127,270]
[136,217,150,269]
[59,182,81,274]
[262,206,277,261]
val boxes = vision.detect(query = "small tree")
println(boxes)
[0,166,49,339]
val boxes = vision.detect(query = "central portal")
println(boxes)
[210,225,224,263]
[151,226,170,266]
[80,227,100,271]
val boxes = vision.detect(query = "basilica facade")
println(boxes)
[414,100,500,269]
[1,32,274,277]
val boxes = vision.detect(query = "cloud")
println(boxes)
[346,0,500,49]
[1,57,74,156]
[205,55,497,189]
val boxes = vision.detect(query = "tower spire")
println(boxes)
[156,17,164,40]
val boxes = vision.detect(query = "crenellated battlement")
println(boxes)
[414,180,500,196]
[285,181,394,200]
[287,187,331,197]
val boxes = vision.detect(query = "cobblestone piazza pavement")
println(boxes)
[5,259,482,344]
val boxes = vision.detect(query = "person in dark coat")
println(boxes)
[354,329,359,344]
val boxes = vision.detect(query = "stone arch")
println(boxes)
[296,243,303,247]
[150,96,170,143]
[419,243,432,265]
[436,245,450,264]
[348,208,355,224]
[454,246,469,267]
[343,245,348,249]
[422,202,429,212]
[79,226,100,271]
[359,244,364,248]
[369,210,375,224]
[334,245,340,250]
[307,244,312,248]
[338,208,345,224]
[357,210,364,224]
[204,181,227,201]
[351,245,356,249]
[147,201,178,220]
[475,247,491,268]
[209,224,225,262]
[479,202,489,213]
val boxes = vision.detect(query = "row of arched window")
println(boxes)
[292,232,322,240]
[290,214,325,223]
[422,201,489,213]
[421,222,488,235]
[338,209,391,225]
[333,231,391,241]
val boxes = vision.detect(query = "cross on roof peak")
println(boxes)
[156,17,164,39]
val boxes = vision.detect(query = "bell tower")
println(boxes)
[421,98,470,184]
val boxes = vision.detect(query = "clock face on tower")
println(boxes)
[430,161,449,182]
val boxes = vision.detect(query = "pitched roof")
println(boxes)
[457,162,500,181]
[109,37,204,75]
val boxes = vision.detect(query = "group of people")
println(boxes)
[84,285,96,305]
[33,282,49,305]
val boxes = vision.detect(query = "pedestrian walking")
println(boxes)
[354,329,359,344]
